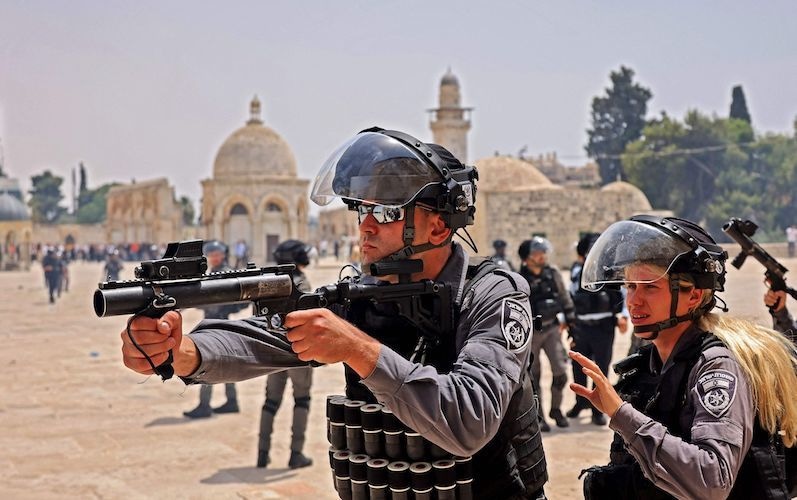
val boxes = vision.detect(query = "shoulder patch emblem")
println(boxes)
[696,369,737,418]
[501,298,532,352]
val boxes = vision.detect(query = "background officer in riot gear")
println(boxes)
[257,239,315,469]
[518,236,575,431]
[566,232,628,425]
[183,240,244,418]
[42,248,62,304]
[491,239,515,272]
[572,216,797,499]
[119,127,549,499]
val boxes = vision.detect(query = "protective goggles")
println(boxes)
[355,204,407,224]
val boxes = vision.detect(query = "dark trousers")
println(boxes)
[46,274,60,302]
[259,367,313,454]
[570,318,616,414]
[198,383,236,407]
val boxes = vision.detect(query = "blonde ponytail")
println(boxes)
[699,312,797,447]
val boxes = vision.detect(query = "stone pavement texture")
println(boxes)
[0,254,789,499]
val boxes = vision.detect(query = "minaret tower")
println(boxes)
[248,95,263,125]
[427,68,473,163]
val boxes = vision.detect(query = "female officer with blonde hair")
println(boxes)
[572,215,797,499]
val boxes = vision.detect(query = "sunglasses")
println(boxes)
[355,204,407,224]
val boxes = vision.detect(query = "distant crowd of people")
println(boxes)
[31,242,166,264]
[34,242,133,304]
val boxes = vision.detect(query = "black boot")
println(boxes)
[539,418,551,432]
[550,409,569,428]
[591,412,608,426]
[257,450,270,468]
[213,400,239,414]
[183,404,212,419]
[566,402,588,418]
[288,451,313,469]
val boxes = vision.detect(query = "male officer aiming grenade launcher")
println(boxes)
[94,239,453,381]
[723,217,797,312]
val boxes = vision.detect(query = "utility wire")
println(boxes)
[550,141,757,163]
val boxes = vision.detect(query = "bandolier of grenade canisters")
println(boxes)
[327,395,474,500]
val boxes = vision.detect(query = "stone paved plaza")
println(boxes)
[1,254,791,499]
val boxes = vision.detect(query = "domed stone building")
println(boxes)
[0,177,32,270]
[471,158,655,268]
[201,97,309,265]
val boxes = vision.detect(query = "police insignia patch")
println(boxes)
[696,369,737,418]
[501,298,532,352]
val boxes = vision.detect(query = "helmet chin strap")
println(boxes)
[378,204,452,263]
[632,277,710,340]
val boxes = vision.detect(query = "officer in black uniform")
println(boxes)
[566,232,627,425]
[491,239,515,272]
[120,128,549,499]
[42,248,62,304]
[183,240,246,418]
[257,239,315,470]
[518,236,575,431]
[104,250,123,281]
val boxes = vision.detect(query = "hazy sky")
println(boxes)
[1,1,795,214]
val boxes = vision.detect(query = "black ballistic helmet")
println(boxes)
[273,239,311,266]
[311,127,478,232]
[202,240,227,255]
[581,215,728,336]
[576,232,601,258]
[493,239,507,250]
[518,236,551,260]
[581,215,727,292]
[311,127,479,263]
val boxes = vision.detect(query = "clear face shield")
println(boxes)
[580,220,694,291]
[310,132,441,208]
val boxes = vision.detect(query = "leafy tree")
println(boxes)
[729,85,752,124]
[586,66,652,184]
[28,170,67,223]
[624,111,753,235]
[747,134,797,234]
[79,162,87,194]
[76,183,117,224]
[180,196,195,226]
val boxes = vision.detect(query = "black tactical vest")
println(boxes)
[343,262,548,498]
[570,267,623,318]
[583,331,792,500]
[520,265,561,323]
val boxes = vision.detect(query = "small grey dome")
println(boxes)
[0,193,30,221]
[441,68,459,87]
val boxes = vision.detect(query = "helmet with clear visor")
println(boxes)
[310,128,477,231]
[581,216,726,292]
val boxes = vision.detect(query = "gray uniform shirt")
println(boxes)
[184,243,534,458]
[609,327,755,500]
